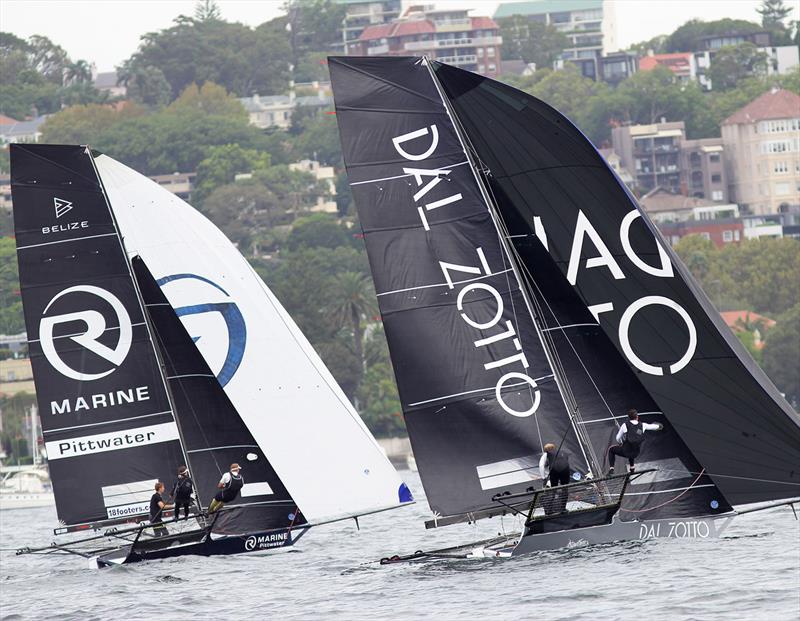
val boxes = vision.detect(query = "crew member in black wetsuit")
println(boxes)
[539,443,571,514]
[608,409,664,474]
[149,481,172,537]
[170,465,194,521]
[208,463,244,514]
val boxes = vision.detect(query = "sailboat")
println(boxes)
[11,144,412,566]
[328,56,800,557]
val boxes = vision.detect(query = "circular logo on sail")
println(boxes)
[244,535,257,551]
[39,285,133,381]
[156,274,246,387]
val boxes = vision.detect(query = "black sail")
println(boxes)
[330,56,584,518]
[11,144,185,525]
[131,257,305,535]
[433,63,800,506]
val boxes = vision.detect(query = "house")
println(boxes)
[339,0,402,54]
[288,159,338,213]
[149,172,197,202]
[720,310,776,350]
[93,71,127,98]
[721,88,800,215]
[658,217,744,248]
[355,6,503,78]
[612,121,685,194]
[597,148,634,188]
[240,90,332,131]
[0,115,48,145]
[640,187,738,225]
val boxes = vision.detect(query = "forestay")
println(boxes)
[329,56,586,519]
[433,62,800,506]
[11,144,185,525]
[95,153,410,524]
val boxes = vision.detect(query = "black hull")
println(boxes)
[96,526,307,567]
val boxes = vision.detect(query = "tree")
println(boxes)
[40,102,145,144]
[166,81,247,119]
[194,0,222,22]
[499,18,568,69]
[285,0,346,65]
[200,180,281,252]
[289,113,342,166]
[0,237,24,334]
[286,213,349,251]
[762,304,800,405]
[254,165,330,214]
[118,63,172,107]
[664,19,763,53]
[327,271,377,391]
[757,0,794,45]
[708,43,769,91]
[194,143,271,203]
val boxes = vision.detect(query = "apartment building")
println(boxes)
[339,0,402,54]
[494,0,616,79]
[681,138,728,202]
[721,88,800,215]
[639,52,712,90]
[612,122,685,194]
[355,6,503,78]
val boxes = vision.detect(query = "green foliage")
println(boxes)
[120,15,291,99]
[664,19,764,53]
[499,17,569,68]
[708,43,769,91]
[0,237,24,334]
[289,112,342,166]
[40,102,145,144]
[757,0,795,45]
[762,304,800,404]
[194,143,271,203]
[286,213,350,251]
[285,0,346,64]
[0,393,37,463]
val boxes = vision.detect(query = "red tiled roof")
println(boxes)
[0,114,19,125]
[720,311,776,331]
[471,16,499,29]
[639,53,691,72]
[360,19,435,40]
[359,23,395,41]
[722,89,800,125]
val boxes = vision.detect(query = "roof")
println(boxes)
[360,19,435,40]
[0,116,48,138]
[494,0,602,19]
[0,114,19,126]
[471,16,499,29]
[722,88,800,125]
[639,53,692,72]
[720,311,776,331]
[640,187,717,212]
[93,71,119,89]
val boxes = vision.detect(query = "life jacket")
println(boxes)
[624,422,646,447]
[175,476,193,500]
[221,472,244,502]
[546,450,570,474]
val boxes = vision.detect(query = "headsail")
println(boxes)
[94,152,410,524]
[432,62,800,506]
[10,144,186,525]
[330,56,590,519]
[132,256,306,535]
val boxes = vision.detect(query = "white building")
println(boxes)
[289,159,338,213]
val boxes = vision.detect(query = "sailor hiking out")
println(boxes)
[608,410,663,474]
[539,443,572,514]
[149,481,172,537]
[170,465,194,521]
[208,463,244,513]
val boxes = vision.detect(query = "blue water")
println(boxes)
[1,470,798,620]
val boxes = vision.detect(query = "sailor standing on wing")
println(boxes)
[208,463,244,514]
[608,409,663,474]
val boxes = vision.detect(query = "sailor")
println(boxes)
[149,481,172,537]
[170,465,194,521]
[208,463,244,514]
[608,409,664,474]
[539,443,571,515]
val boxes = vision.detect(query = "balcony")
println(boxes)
[405,35,502,52]
[436,54,478,66]
[367,44,390,55]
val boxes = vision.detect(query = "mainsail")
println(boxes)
[94,152,411,524]
[431,62,800,507]
[11,144,186,525]
[329,56,588,519]
[132,256,305,535]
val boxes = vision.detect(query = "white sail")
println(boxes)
[95,154,410,524]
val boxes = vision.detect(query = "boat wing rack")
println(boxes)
[424,470,653,530]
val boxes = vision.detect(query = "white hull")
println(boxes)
[0,492,56,510]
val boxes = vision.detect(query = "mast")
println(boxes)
[424,59,601,477]
[88,149,197,489]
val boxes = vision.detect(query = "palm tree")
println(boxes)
[328,272,377,386]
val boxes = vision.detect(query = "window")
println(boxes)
[734,230,741,241]
[712,190,724,201]
[478,64,485,73]
[761,140,794,154]
[711,174,722,183]
[722,230,733,242]
[709,153,720,163]
[774,161,789,173]
[488,63,496,72]
[487,47,495,57]
[477,47,483,58]
[775,182,790,196]
[700,232,711,241]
